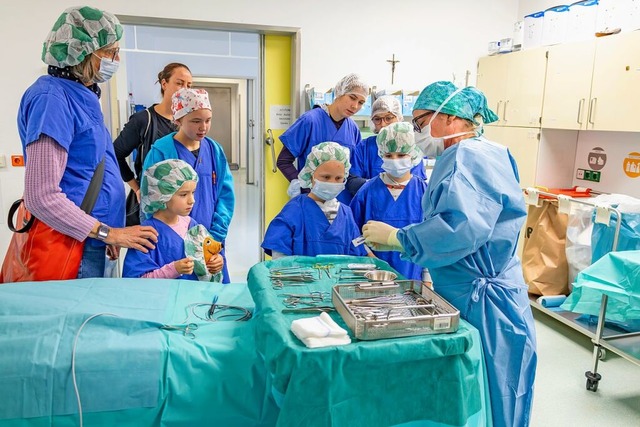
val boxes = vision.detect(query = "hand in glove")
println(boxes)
[287,179,302,198]
[362,220,402,252]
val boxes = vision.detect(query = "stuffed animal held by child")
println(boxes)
[184,224,223,282]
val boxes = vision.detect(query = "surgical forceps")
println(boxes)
[312,263,333,279]
[272,280,309,290]
[282,298,321,308]
[160,323,198,339]
[280,291,331,301]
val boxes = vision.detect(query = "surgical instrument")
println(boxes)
[160,323,199,339]
[281,306,335,314]
[280,291,331,301]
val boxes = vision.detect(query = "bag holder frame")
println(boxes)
[523,187,639,393]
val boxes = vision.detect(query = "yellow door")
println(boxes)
[262,34,293,247]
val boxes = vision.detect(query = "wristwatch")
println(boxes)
[96,223,110,241]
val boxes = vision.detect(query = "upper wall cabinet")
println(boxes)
[542,31,640,132]
[541,41,596,130]
[477,48,548,128]
[589,31,640,132]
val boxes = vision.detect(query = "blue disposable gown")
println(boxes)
[350,134,426,180]
[279,107,362,204]
[262,195,367,257]
[123,217,199,280]
[397,136,537,427]
[18,76,125,247]
[350,175,426,280]
[143,133,235,283]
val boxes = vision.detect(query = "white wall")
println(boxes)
[0,0,519,261]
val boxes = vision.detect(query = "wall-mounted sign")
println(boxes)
[623,152,640,178]
[270,105,291,130]
[588,147,607,171]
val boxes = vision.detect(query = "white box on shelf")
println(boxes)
[523,11,545,49]
[542,5,571,46]
[566,0,599,42]
[513,20,524,51]
[499,38,514,53]
[596,0,626,31]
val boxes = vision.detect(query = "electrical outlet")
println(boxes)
[577,168,600,182]
[11,155,24,167]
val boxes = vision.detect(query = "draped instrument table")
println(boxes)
[0,278,278,427]
[248,255,492,427]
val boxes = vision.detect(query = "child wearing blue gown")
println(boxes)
[350,122,428,280]
[262,142,367,259]
[142,88,234,282]
[347,95,426,197]
[124,159,224,279]
[278,74,369,204]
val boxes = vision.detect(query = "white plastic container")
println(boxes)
[523,11,545,49]
[566,0,599,42]
[596,0,619,31]
[542,5,571,46]
[513,20,524,50]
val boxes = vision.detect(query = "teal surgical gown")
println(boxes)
[397,136,537,427]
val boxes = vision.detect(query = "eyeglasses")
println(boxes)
[372,115,397,125]
[411,111,434,133]
[98,47,120,62]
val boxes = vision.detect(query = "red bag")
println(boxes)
[0,199,84,283]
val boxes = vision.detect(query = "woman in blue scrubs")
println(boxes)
[16,6,158,279]
[143,88,235,282]
[277,74,369,204]
[347,96,425,196]
[350,122,427,280]
[263,142,367,259]
[363,81,537,427]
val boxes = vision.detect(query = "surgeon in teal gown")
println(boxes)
[362,81,537,427]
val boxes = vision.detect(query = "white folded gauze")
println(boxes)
[302,335,352,349]
[291,312,349,339]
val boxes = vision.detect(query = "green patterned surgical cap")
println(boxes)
[141,159,199,215]
[42,6,123,67]
[376,122,423,167]
[298,142,351,189]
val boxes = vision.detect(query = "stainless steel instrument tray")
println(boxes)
[332,280,460,340]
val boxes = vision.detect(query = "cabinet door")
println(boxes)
[589,31,640,131]
[541,41,596,130]
[503,48,548,128]
[477,55,508,125]
[487,127,540,189]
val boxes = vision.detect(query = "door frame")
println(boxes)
[115,15,301,261]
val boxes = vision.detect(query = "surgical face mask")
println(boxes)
[414,125,445,158]
[94,57,120,83]
[414,86,467,158]
[381,157,414,178]
[311,180,345,201]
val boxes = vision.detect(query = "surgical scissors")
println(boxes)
[160,323,198,339]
